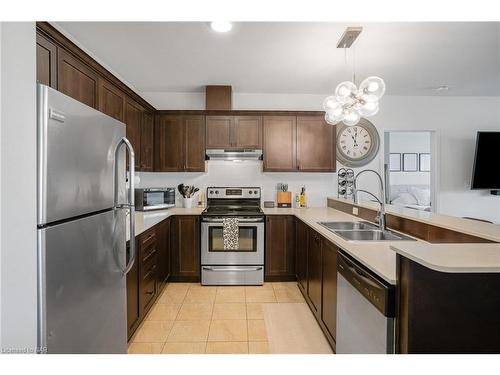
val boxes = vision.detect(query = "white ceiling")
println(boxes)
[54,22,500,96]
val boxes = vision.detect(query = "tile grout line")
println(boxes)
[205,286,217,352]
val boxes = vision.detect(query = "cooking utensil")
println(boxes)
[178,184,185,197]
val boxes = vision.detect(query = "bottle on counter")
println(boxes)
[299,186,307,208]
[295,193,301,208]
[197,192,205,208]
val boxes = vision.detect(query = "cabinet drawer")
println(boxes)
[141,242,158,265]
[140,230,157,248]
[140,263,157,313]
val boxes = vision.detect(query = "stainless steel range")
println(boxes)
[201,187,264,286]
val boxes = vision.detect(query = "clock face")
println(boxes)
[336,119,380,167]
[338,125,372,160]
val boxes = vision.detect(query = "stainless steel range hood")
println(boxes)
[206,149,263,161]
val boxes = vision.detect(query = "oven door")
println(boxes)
[201,218,264,265]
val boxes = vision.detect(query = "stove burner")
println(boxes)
[203,186,263,217]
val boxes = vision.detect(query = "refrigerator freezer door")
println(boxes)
[38,209,127,353]
[37,84,126,225]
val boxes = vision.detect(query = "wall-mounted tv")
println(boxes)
[471,131,500,194]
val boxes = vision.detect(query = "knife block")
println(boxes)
[277,192,292,208]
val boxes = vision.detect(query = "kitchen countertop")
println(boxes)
[329,197,500,243]
[126,207,204,240]
[126,204,500,283]
[264,207,405,284]
[390,242,500,273]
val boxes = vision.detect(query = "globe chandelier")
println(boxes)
[323,27,386,126]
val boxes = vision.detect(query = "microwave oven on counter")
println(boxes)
[135,187,176,211]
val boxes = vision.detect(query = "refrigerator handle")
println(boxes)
[114,137,136,275]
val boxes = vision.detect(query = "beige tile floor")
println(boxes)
[128,281,305,354]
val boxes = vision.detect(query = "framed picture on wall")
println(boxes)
[402,153,418,172]
[389,153,402,171]
[419,153,431,171]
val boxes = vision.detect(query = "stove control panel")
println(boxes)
[207,187,261,199]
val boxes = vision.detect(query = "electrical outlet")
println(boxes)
[352,207,359,215]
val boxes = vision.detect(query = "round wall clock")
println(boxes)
[336,118,380,167]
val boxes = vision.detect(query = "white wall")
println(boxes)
[0,22,37,352]
[138,161,336,208]
[388,131,431,186]
[141,90,500,223]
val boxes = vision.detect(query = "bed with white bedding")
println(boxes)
[389,184,431,211]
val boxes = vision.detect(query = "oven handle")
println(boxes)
[201,217,264,223]
[202,266,263,272]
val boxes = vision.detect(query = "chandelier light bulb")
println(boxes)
[335,81,357,103]
[358,101,379,117]
[325,111,343,125]
[359,76,386,102]
[322,96,339,112]
[342,109,361,126]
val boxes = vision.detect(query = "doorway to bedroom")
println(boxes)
[384,131,437,213]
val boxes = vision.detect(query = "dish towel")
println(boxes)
[223,218,239,250]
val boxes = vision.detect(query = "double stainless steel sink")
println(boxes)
[318,221,416,242]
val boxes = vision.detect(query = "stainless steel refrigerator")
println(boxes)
[36,84,136,353]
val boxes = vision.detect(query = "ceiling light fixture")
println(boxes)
[323,27,386,127]
[210,21,233,33]
[434,85,450,92]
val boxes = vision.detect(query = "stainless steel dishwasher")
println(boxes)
[336,250,396,354]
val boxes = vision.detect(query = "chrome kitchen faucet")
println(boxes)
[353,169,386,231]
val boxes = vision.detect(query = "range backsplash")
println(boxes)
[137,160,336,207]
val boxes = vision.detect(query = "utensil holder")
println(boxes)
[183,197,195,208]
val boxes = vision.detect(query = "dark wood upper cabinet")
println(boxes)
[36,33,57,88]
[171,216,200,281]
[307,228,322,316]
[295,218,308,292]
[234,116,262,149]
[98,78,125,122]
[263,116,297,171]
[321,239,338,343]
[265,215,296,281]
[140,112,154,171]
[155,115,184,172]
[297,116,336,172]
[206,115,262,150]
[184,116,206,172]
[206,116,233,149]
[124,98,143,170]
[155,115,205,172]
[57,49,98,109]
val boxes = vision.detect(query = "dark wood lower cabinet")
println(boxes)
[295,219,308,291]
[307,228,322,316]
[295,218,337,352]
[126,240,140,340]
[127,217,173,340]
[171,216,200,282]
[157,218,171,291]
[265,216,296,281]
[321,240,338,349]
[138,227,158,316]
[397,255,500,353]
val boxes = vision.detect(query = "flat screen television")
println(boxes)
[471,131,500,193]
